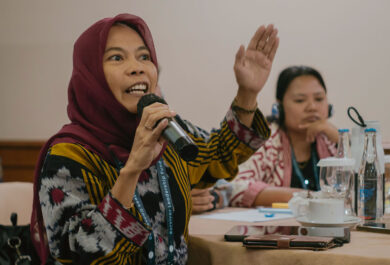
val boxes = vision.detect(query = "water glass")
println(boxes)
[318,157,355,215]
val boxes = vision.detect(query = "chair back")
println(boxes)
[0,182,33,225]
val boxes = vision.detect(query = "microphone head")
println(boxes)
[174,137,199,162]
[137,93,167,118]
[136,93,199,162]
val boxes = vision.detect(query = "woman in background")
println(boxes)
[229,66,338,207]
[31,13,279,264]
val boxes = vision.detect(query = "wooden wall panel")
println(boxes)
[0,141,45,182]
[385,145,390,155]
[384,142,390,155]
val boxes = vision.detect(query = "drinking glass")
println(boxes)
[318,157,355,215]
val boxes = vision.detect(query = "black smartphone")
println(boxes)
[224,225,350,243]
[242,234,335,250]
[356,222,390,234]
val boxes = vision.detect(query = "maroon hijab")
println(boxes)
[30,14,159,263]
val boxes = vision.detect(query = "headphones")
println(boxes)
[271,103,334,121]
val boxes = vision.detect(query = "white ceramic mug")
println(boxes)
[307,198,344,223]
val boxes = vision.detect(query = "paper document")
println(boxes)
[198,209,293,222]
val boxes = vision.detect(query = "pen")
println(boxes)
[257,207,293,215]
[271,202,289,209]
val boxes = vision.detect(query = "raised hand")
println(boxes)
[234,24,279,96]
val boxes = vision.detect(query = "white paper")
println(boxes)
[198,209,293,222]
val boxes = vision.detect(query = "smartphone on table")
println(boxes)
[224,225,350,243]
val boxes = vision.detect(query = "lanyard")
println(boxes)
[113,156,175,265]
[291,147,319,190]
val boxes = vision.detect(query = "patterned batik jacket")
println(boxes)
[39,108,269,264]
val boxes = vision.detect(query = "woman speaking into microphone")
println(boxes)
[31,13,278,264]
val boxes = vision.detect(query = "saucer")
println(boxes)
[296,216,361,227]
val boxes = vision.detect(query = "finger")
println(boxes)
[140,103,169,127]
[247,25,266,50]
[192,203,213,214]
[234,45,245,68]
[191,188,211,196]
[256,24,273,51]
[138,102,168,119]
[300,119,324,131]
[144,108,175,130]
[149,118,169,142]
[298,123,310,129]
[192,195,213,205]
[262,28,278,56]
[141,102,171,117]
[299,120,320,129]
[268,37,279,62]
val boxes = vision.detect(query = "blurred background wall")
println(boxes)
[1,0,389,141]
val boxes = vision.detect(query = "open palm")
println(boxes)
[234,25,279,95]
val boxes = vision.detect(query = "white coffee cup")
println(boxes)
[307,198,344,223]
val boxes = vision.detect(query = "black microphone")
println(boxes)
[137,93,199,162]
